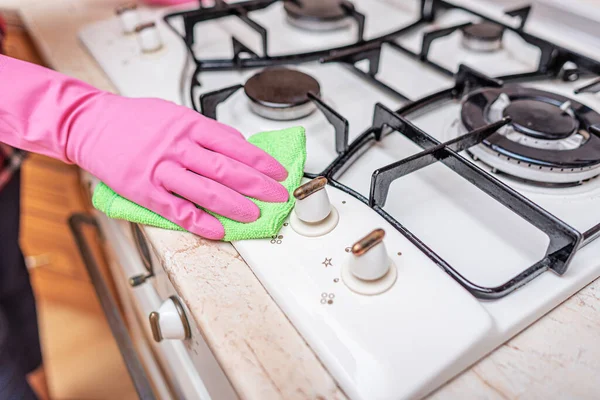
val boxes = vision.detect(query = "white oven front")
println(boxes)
[76,173,237,400]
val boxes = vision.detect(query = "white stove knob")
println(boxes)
[135,22,163,53]
[348,229,390,280]
[149,296,191,342]
[116,4,140,35]
[290,177,339,237]
[342,229,398,295]
[294,176,331,222]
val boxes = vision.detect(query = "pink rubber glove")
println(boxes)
[0,55,288,239]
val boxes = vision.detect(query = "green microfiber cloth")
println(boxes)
[92,127,306,241]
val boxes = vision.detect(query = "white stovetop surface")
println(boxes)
[77,1,600,399]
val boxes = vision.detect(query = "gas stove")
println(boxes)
[80,1,600,398]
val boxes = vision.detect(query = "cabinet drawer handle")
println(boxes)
[129,272,154,287]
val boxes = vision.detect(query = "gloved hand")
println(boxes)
[0,55,288,239]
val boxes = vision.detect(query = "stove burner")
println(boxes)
[284,0,351,31]
[502,100,579,140]
[461,22,504,52]
[461,85,600,185]
[244,67,321,121]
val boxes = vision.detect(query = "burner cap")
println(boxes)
[461,86,600,185]
[244,68,321,121]
[284,0,351,31]
[502,99,578,140]
[461,22,504,52]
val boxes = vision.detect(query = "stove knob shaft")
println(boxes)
[116,4,140,34]
[135,22,163,53]
[290,177,339,237]
[560,61,580,82]
[149,296,191,342]
[342,229,398,295]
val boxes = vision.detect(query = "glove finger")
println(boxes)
[192,129,288,182]
[183,148,289,203]
[155,192,225,240]
[199,117,245,139]
[163,167,261,223]
[214,120,245,139]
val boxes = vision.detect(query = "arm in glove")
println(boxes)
[0,55,288,239]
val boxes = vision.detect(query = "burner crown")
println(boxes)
[244,67,321,120]
[284,0,352,31]
[461,22,505,52]
[502,99,578,140]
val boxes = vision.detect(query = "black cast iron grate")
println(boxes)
[162,0,600,299]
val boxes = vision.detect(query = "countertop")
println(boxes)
[9,0,600,398]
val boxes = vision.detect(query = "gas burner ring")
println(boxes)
[284,0,352,32]
[244,67,321,121]
[248,99,317,121]
[467,144,600,185]
[461,22,505,52]
[285,14,352,31]
[461,86,600,185]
